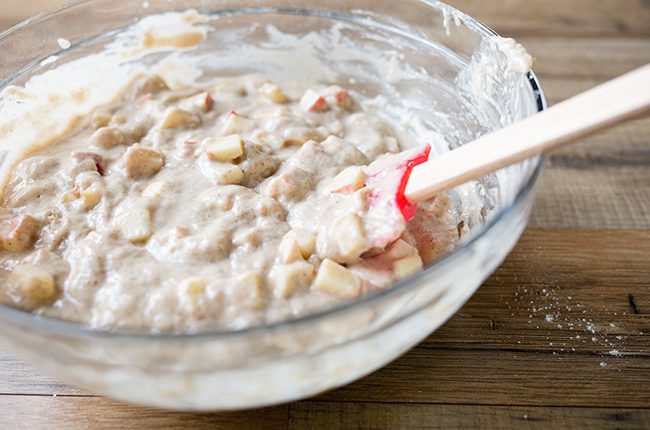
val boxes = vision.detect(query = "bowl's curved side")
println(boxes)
[0,0,547,410]
[0,157,542,409]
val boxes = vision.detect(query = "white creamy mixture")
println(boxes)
[0,10,533,333]
[0,73,459,332]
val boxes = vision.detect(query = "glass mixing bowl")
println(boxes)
[0,0,546,410]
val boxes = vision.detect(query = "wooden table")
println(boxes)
[1,1,649,428]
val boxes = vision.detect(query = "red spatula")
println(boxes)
[361,64,650,249]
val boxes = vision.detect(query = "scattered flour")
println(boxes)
[501,281,634,369]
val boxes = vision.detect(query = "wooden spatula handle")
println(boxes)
[404,64,650,203]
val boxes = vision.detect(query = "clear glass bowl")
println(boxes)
[0,0,546,410]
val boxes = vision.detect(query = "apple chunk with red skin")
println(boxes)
[72,152,105,176]
[202,93,214,112]
[299,89,327,112]
[1,215,41,253]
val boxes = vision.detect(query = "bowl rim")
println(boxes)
[0,0,548,340]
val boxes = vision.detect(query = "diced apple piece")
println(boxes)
[332,214,367,260]
[91,111,113,129]
[90,126,126,149]
[201,157,246,186]
[115,209,152,243]
[8,264,57,309]
[68,171,104,209]
[216,164,244,185]
[132,75,169,96]
[270,261,315,299]
[80,184,102,210]
[259,83,287,103]
[322,86,353,109]
[68,159,99,179]
[184,278,206,295]
[201,93,214,112]
[205,135,244,162]
[335,89,352,108]
[329,166,367,193]
[128,123,149,143]
[142,180,171,198]
[385,239,419,260]
[220,111,252,134]
[300,89,327,112]
[72,152,105,176]
[1,215,40,253]
[238,271,265,309]
[333,87,353,109]
[278,237,303,264]
[314,259,360,298]
[161,107,201,129]
[393,255,423,279]
[61,189,80,203]
[122,145,164,178]
[283,229,316,259]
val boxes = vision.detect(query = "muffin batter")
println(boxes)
[0,73,459,332]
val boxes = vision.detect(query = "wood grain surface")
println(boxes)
[1,0,649,428]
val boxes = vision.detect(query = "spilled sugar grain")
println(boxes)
[500,281,638,369]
